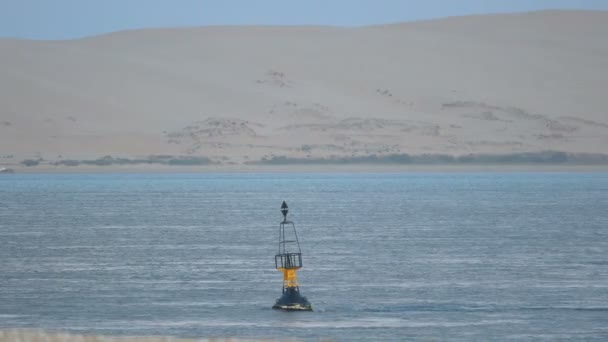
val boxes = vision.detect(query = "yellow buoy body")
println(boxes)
[278,267,300,288]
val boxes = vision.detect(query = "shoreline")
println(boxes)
[5,164,608,174]
[4,151,608,174]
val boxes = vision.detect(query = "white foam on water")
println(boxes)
[0,314,25,319]
[0,231,45,237]
[274,318,525,329]
[95,317,525,330]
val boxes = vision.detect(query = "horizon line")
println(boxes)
[1,8,606,42]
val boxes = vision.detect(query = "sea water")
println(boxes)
[1,173,607,341]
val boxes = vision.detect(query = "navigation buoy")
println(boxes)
[272,201,313,311]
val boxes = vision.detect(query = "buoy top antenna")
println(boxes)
[281,201,289,222]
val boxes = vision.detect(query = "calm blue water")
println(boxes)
[1,173,608,341]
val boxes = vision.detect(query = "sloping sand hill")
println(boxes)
[1,10,607,169]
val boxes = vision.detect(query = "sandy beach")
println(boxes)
[0,330,292,342]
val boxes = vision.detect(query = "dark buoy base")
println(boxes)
[272,287,313,311]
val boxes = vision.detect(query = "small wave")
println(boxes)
[526,306,608,312]
[585,260,608,266]
[0,314,25,319]
[0,231,45,237]
[361,304,494,313]
[356,302,608,314]
[272,318,524,329]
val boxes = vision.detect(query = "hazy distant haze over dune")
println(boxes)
[1,10,607,168]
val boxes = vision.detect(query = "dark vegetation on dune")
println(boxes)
[17,151,608,167]
[20,155,214,167]
[248,151,608,165]
[20,159,42,167]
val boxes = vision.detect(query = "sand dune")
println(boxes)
[1,10,607,169]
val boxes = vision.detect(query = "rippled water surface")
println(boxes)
[1,173,608,341]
